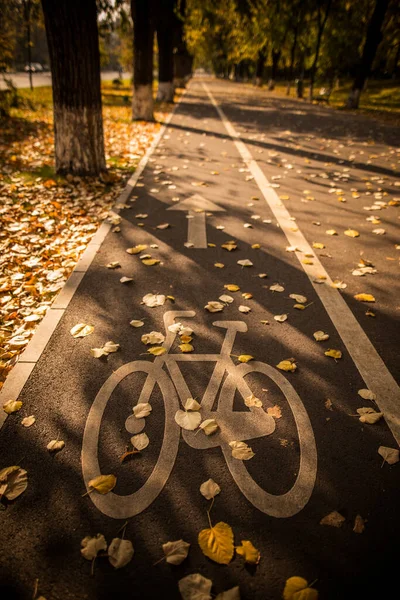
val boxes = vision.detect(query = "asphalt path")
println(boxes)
[0,77,399,600]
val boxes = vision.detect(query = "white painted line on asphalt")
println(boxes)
[0,89,188,432]
[203,82,400,446]
[167,193,226,248]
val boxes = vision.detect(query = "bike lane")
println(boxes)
[0,78,399,600]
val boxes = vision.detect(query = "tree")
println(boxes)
[131,0,155,120]
[155,0,176,102]
[173,0,193,88]
[308,0,332,100]
[40,0,105,175]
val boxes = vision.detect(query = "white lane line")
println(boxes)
[203,81,400,447]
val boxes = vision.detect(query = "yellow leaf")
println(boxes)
[70,323,94,338]
[312,242,325,249]
[276,359,297,372]
[198,522,234,564]
[141,258,160,266]
[221,242,237,251]
[180,335,193,343]
[283,576,318,600]
[251,243,261,249]
[326,229,338,236]
[179,343,194,353]
[126,244,147,254]
[224,284,240,292]
[324,349,342,359]
[214,263,225,268]
[236,540,260,564]
[302,259,314,265]
[344,229,360,238]
[238,355,254,363]
[280,195,290,200]
[3,400,23,414]
[148,346,167,356]
[208,243,216,247]
[354,293,375,302]
[88,474,116,495]
[293,304,306,310]
[242,292,253,299]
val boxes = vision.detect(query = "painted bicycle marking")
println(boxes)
[82,310,317,519]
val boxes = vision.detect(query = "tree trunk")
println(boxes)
[41,0,106,175]
[172,0,192,88]
[268,49,280,90]
[346,0,390,109]
[309,0,332,101]
[131,0,154,121]
[255,48,266,86]
[286,28,298,95]
[156,0,175,102]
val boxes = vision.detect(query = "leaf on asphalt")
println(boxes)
[236,540,260,564]
[215,587,241,600]
[142,294,166,307]
[126,244,147,255]
[237,259,253,267]
[224,284,240,292]
[244,393,262,408]
[120,276,133,283]
[229,440,255,460]
[238,355,254,363]
[219,295,234,304]
[88,474,116,495]
[70,323,94,338]
[289,294,307,304]
[372,228,385,235]
[324,349,342,359]
[325,399,333,411]
[0,466,28,501]
[185,398,201,411]
[141,258,160,266]
[21,415,35,427]
[312,242,325,249]
[242,292,253,299]
[354,293,375,302]
[148,346,167,356]
[356,407,383,424]
[205,301,225,313]
[283,576,319,600]
[378,446,399,465]
[267,405,282,419]
[156,223,170,230]
[108,537,134,569]
[175,410,201,431]
[331,280,347,289]
[344,229,360,238]
[270,283,285,292]
[313,331,329,341]
[199,418,219,435]
[106,261,121,269]
[320,511,345,527]
[214,263,225,268]
[274,314,287,322]
[131,433,149,451]
[178,573,212,600]
[326,229,338,236]
[276,359,297,372]
[238,305,251,313]
[353,515,366,534]
[162,539,190,565]
[80,534,107,561]
[179,343,194,353]
[3,400,22,414]
[141,331,165,345]
[47,440,65,453]
[200,479,221,500]
[90,341,120,358]
[133,403,152,418]
[198,521,234,564]
[258,273,268,278]
[221,242,237,251]
[130,319,144,328]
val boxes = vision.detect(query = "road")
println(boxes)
[0,77,399,600]
[0,71,131,90]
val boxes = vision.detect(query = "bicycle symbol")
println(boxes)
[82,310,317,519]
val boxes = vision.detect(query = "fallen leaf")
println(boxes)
[0,466,28,500]
[325,399,333,411]
[267,405,282,419]
[236,540,260,564]
[130,320,144,328]
[274,314,288,322]
[244,394,262,408]
[106,261,121,269]
[344,229,360,238]
[163,539,190,565]
[175,410,201,430]
[141,331,165,345]
[198,521,234,564]
[283,576,318,600]
[224,284,240,292]
[238,305,251,313]
[126,244,147,254]
[148,346,167,356]
[179,343,194,353]
[141,258,160,266]
[326,229,338,236]
[21,415,35,427]
[353,515,365,534]
[156,223,170,230]
[80,534,107,561]
[131,432,149,451]
[242,292,253,299]
[70,323,94,338]
[237,259,253,267]
[378,446,399,465]
[313,331,329,341]
[205,301,224,313]
[88,474,116,495]
[238,355,254,363]
[312,243,325,249]
[200,419,219,435]
[142,294,166,307]
[219,295,234,304]
[108,538,134,569]
[354,293,375,302]
[178,573,212,600]
[3,400,22,414]
[270,283,285,292]
[289,294,307,304]
[276,359,297,372]
[252,244,261,249]
[47,440,65,452]
[215,587,241,600]
[229,440,255,460]
[221,242,237,251]
[357,388,375,401]
[133,403,152,418]
[120,276,133,283]
[356,407,383,424]
[200,479,221,500]
[214,263,225,268]
[324,349,342,359]
[372,228,385,235]
[320,511,345,527]
[185,398,201,411]
[90,341,120,358]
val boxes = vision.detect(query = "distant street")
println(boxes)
[0,71,131,90]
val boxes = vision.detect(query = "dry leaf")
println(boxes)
[198,521,234,564]
[142,294,166,307]
[179,343,194,353]
[70,323,94,338]
[205,301,224,313]
[108,538,134,569]
[3,400,22,414]
[378,446,399,465]
[236,540,260,564]
[274,314,287,322]
[215,587,241,600]
[142,258,160,266]
[185,398,201,410]
[21,415,35,427]
[80,534,107,561]
[283,577,318,600]
[0,466,28,500]
[229,440,255,460]
[353,515,365,534]
[133,403,152,418]
[106,261,121,269]
[313,331,329,341]
[156,223,170,230]
[88,474,116,495]
[221,242,237,251]
[130,319,144,328]
[324,349,342,359]
[126,244,147,255]
[326,229,338,236]
[238,355,254,363]
[120,276,133,283]
[175,410,201,431]
[276,359,297,372]
[214,263,225,268]
[237,259,253,267]
[200,419,219,435]
[267,405,282,419]
[344,229,360,238]
[90,341,120,358]
[357,407,383,424]
[312,243,325,249]
[178,573,212,600]
[200,479,221,500]
[219,295,234,304]
[320,511,345,527]
[270,284,284,292]
[148,346,167,356]
[47,439,65,452]
[289,294,307,304]
[163,539,190,565]
[354,293,375,302]
[131,432,149,451]
[238,306,251,313]
[224,284,240,292]
[141,331,165,345]
[244,394,262,408]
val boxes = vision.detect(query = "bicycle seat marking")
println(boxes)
[82,310,317,520]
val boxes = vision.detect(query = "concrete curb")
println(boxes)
[0,88,187,430]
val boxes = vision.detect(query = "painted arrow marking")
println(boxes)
[167,194,225,248]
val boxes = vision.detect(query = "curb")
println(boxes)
[0,88,187,430]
